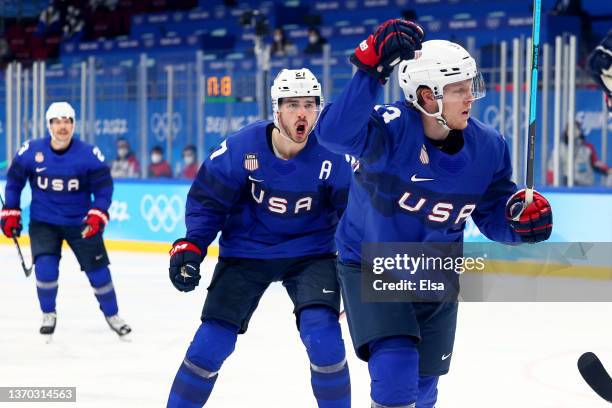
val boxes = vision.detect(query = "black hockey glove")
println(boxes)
[587,31,612,113]
[350,18,424,84]
[169,238,205,292]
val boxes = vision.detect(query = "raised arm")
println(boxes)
[316,19,424,158]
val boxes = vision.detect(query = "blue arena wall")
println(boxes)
[0,180,610,247]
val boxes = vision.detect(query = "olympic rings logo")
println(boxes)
[150,112,182,142]
[140,194,184,232]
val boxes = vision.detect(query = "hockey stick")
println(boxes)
[524,0,542,205]
[511,0,542,221]
[0,193,33,277]
[578,352,612,402]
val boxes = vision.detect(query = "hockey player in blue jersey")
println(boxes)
[315,20,553,407]
[587,30,612,115]
[1,102,131,340]
[166,68,352,407]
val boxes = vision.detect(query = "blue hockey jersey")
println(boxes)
[186,120,352,259]
[5,137,113,226]
[316,70,520,264]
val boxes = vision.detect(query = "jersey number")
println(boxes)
[210,140,228,160]
[374,105,401,124]
[93,147,105,162]
[17,141,30,156]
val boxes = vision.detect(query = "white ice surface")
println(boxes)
[1,245,611,407]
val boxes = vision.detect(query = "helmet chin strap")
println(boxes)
[411,100,451,131]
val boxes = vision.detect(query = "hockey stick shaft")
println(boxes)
[578,352,612,402]
[0,192,33,277]
[524,0,542,204]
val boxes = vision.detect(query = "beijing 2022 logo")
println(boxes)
[140,194,184,232]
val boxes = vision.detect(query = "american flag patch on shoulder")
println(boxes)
[244,153,259,171]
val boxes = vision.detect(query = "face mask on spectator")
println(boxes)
[309,34,318,44]
[183,154,195,165]
[274,34,282,42]
[151,153,162,164]
[117,147,128,158]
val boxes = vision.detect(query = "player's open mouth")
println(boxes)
[295,123,307,136]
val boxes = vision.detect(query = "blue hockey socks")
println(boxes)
[417,375,439,408]
[299,306,351,408]
[369,336,419,407]
[34,255,60,313]
[85,266,118,317]
[167,319,239,407]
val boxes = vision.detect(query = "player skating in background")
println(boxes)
[166,68,352,407]
[587,30,612,115]
[1,102,131,341]
[316,20,553,407]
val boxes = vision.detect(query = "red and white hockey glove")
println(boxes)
[350,18,424,84]
[169,239,204,292]
[505,189,552,243]
[81,208,109,239]
[1,207,22,238]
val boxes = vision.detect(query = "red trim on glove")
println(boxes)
[169,241,202,257]
[1,208,21,238]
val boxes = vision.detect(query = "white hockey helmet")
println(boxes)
[46,101,76,138]
[398,40,486,129]
[271,68,324,130]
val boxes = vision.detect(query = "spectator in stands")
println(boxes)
[110,138,140,178]
[271,28,296,57]
[547,120,612,186]
[303,27,327,55]
[62,5,85,40]
[36,5,62,37]
[148,145,172,178]
[178,145,198,179]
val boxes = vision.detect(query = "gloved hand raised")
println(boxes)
[350,18,425,84]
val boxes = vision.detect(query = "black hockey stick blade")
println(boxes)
[578,352,612,403]
[13,236,33,277]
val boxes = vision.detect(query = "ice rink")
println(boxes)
[1,244,612,408]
